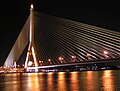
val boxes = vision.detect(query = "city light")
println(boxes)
[86,53,91,60]
[103,50,109,59]
[71,55,76,59]
[28,61,33,66]
[59,57,63,61]
[39,61,43,65]
[103,51,108,55]
[48,59,51,65]
[71,55,76,62]
[58,57,64,63]
[31,4,33,9]
[48,59,51,62]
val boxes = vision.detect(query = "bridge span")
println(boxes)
[26,58,120,72]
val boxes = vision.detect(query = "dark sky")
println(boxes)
[0,0,120,66]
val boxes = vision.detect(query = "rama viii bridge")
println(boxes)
[4,5,120,70]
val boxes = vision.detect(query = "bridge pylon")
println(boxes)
[24,4,39,70]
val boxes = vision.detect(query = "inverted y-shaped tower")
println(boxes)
[24,4,38,68]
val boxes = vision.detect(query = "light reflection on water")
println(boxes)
[102,70,114,91]
[0,70,120,91]
[26,73,40,91]
[58,72,66,91]
[70,72,79,91]
[47,72,54,91]
[86,71,95,91]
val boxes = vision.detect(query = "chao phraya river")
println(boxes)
[0,70,120,91]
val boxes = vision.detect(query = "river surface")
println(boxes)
[0,70,120,91]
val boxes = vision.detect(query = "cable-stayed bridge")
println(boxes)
[4,11,120,69]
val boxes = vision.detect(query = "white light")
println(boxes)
[71,55,76,59]
[31,4,33,9]
[28,61,33,66]
[104,51,108,55]
[48,59,51,62]
[59,57,63,60]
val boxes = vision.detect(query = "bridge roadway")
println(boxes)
[27,58,120,70]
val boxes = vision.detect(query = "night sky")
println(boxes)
[0,0,120,66]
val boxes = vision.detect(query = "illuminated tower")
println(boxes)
[24,4,38,68]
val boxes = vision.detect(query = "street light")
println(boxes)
[28,61,33,67]
[58,56,64,63]
[86,53,91,60]
[48,59,51,65]
[103,51,108,55]
[103,50,109,59]
[71,55,76,62]
[71,55,76,59]
[17,65,20,68]
[39,61,43,65]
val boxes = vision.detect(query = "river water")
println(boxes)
[0,70,120,91]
